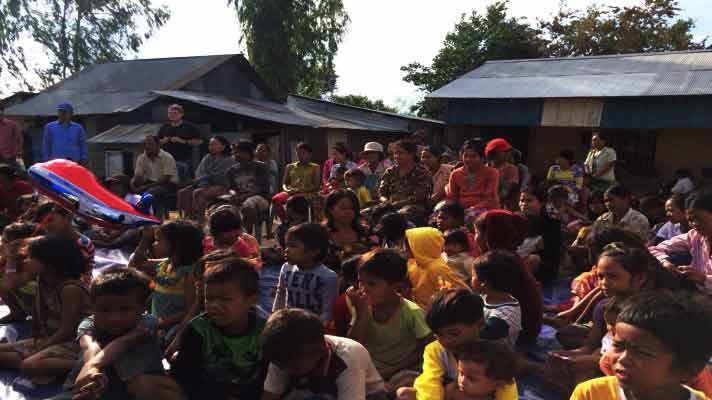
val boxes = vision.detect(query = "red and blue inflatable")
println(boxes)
[27,159,161,228]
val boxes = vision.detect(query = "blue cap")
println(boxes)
[57,103,74,113]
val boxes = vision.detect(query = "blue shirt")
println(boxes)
[42,120,88,162]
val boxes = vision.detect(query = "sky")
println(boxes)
[3,0,711,112]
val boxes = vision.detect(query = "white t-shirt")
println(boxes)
[263,335,385,399]
[482,295,522,348]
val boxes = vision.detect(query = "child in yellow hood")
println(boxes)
[404,227,468,308]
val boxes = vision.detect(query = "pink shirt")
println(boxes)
[446,165,500,210]
[649,229,712,292]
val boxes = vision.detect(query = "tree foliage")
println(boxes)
[0,0,170,90]
[229,0,349,100]
[402,2,545,117]
[542,0,706,57]
[329,94,398,113]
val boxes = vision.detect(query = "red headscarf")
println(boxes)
[475,209,528,252]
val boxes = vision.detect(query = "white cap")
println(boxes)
[362,142,384,153]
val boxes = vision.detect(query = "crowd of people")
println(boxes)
[0,100,711,400]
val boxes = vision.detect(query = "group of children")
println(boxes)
[0,132,711,400]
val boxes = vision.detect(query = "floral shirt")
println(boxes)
[378,164,432,205]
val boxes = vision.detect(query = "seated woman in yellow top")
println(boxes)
[571,292,712,400]
[271,142,320,221]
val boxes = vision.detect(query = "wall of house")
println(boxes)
[182,58,265,100]
[527,127,587,179]
[655,129,712,180]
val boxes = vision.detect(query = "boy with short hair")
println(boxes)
[347,249,432,384]
[65,267,181,400]
[436,202,479,258]
[443,230,475,284]
[202,206,262,268]
[35,201,95,273]
[171,257,265,399]
[571,292,712,400]
[261,308,386,400]
[396,289,518,400]
[276,195,310,248]
[447,341,519,400]
[273,223,339,322]
[345,168,373,209]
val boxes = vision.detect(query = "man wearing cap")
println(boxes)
[358,141,387,198]
[0,103,23,167]
[485,138,520,211]
[42,103,88,165]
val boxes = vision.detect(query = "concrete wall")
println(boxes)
[655,129,712,179]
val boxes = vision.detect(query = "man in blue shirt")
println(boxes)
[42,103,88,164]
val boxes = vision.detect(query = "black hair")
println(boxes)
[370,203,397,228]
[444,230,470,252]
[557,149,575,163]
[340,255,361,291]
[422,145,444,159]
[379,212,408,243]
[235,141,255,158]
[439,202,465,222]
[547,185,569,201]
[35,201,70,222]
[286,195,310,217]
[212,136,232,156]
[588,226,645,261]
[617,292,712,374]
[203,257,259,296]
[209,207,243,237]
[158,220,204,267]
[668,194,686,211]
[461,139,485,157]
[426,289,484,332]
[145,135,160,146]
[524,184,548,204]
[2,222,38,242]
[689,190,712,213]
[296,142,313,154]
[603,296,626,325]
[393,139,418,156]
[193,249,235,281]
[599,242,654,280]
[358,248,408,284]
[605,184,632,199]
[90,267,150,303]
[28,234,86,279]
[0,164,15,179]
[344,168,366,183]
[674,169,694,179]
[399,205,428,228]
[473,250,522,293]
[286,223,330,262]
[454,341,518,384]
[332,142,352,160]
[261,309,326,366]
[324,189,363,235]
[590,190,605,204]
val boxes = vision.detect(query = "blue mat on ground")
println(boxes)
[0,265,573,400]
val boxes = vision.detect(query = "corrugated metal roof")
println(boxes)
[88,123,163,144]
[429,50,712,99]
[5,55,236,117]
[154,90,438,132]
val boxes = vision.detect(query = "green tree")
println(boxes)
[402,1,545,117]
[229,0,349,99]
[0,0,170,90]
[329,94,398,113]
[542,0,705,57]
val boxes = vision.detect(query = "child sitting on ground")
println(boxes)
[202,206,261,268]
[275,195,310,249]
[261,308,387,400]
[347,249,432,389]
[172,257,265,399]
[471,251,522,348]
[35,202,95,275]
[129,220,204,337]
[571,292,712,400]
[0,235,90,384]
[546,185,588,234]
[63,268,180,400]
[443,230,475,284]
[404,227,468,309]
[345,168,373,209]
[273,223,339,322]
[436,203,479,257]
[0,222,41,323]
[396,289,518,400]
[446,341,519,400]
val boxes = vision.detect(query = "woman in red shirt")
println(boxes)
[446,139,500,220]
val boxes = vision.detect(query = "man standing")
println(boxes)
[131,135,178,218]
[42,103,88,164]
[157,104,203,181]
[0,103,23,167]
[227,141,270,235]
